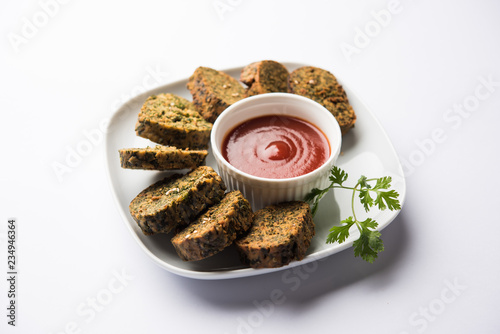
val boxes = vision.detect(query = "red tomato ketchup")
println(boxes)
[222,115,330,179]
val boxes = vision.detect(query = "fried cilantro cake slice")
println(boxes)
[171,190,253,261]
[240,60,289,97]
[187,66,245,123]
[235,201,315,268]
[288,66,356,135]
[321,97,357,135]
[129,166,226,235]
[119,145,208,171]
[135,93,212,149]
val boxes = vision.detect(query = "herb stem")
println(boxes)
[331,185,357,191]
[331,185,379,194]
[351,182,359,222]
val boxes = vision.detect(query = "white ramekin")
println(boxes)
[210,93,342,210]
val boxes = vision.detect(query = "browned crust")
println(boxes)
[128,166,226,235]
[235,201,315,268]
[171,191,253,261]
[240,60,289,97]
[240,62,259,86]
[187,67,245,123]
[119,146,208,170]
[288,66,356,135]
[135,93,212,149]
[322,98,357,135]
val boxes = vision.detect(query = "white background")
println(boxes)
[1,0,500,333]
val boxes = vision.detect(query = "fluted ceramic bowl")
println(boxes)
[211,93,342,210]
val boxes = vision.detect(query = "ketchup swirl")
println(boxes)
[222,115,330,179]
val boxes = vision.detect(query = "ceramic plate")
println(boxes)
[104,62,406,280]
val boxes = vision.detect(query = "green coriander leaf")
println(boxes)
[353,227,384,263]
[374,189,401,211]
[372,176,392,190]
[359,189,373,212]
[304,187,323,203]
[329,166,348,186]
[327,216,356,244]
[357,175,371,189]
[359,217,378,230]
[304,187,330,216]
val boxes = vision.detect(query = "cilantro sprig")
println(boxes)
[304,166,401,263]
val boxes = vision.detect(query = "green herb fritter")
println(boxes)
[129,166,226,235]
[135,93,212,149]
[235,201,315,268]
[187,67,245,123]
[119,145,207,171]
[171,190,253,261]
[240,60,289,97]
[288,66,356,135]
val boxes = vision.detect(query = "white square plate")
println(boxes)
[104,62,406,280]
